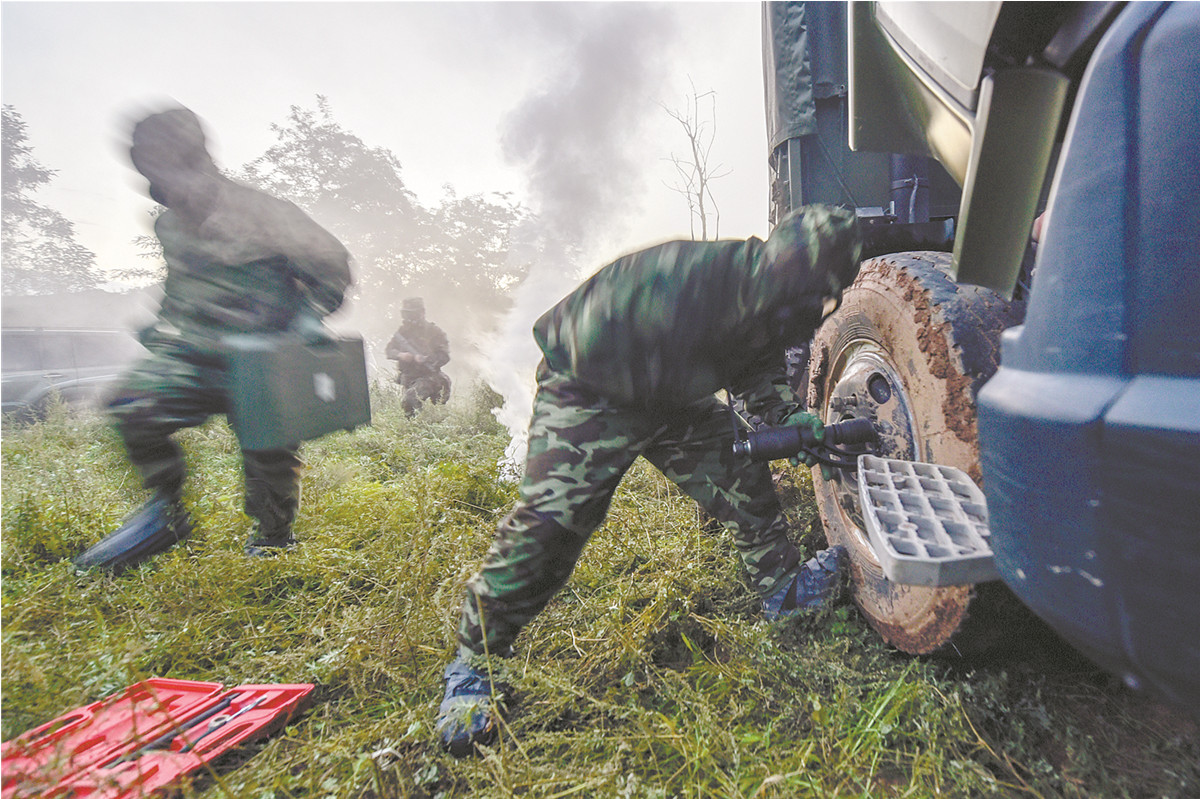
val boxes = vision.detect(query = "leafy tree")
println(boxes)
[236,96,529,342]
[413,186,530,310]
[112,207,170,286]
[240,96,423,244]
[1,105,102,295]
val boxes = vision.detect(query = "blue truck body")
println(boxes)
[977,2,1200,713]
[766,1,1200,717]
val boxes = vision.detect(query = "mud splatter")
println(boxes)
[853,565,974,655]
[888,263,980,452]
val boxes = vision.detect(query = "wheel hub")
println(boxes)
[825,342,918,537]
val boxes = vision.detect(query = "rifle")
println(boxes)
[386,332,437,377]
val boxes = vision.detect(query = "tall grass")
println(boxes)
[3,385,1197,798]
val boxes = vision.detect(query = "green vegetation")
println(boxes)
[3,386,1197,798]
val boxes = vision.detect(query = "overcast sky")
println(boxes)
[2,1,771,285]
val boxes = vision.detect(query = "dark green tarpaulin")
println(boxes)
[763,1,817,151]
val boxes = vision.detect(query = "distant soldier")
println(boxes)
[436,205,862,756]
[386,297,451,415]
[73,106,352,571]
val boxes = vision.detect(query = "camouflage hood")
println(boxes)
[533,205,860,410]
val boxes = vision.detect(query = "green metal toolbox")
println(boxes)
[225,332,371,451]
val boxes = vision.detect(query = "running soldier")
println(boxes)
[73,106,352,571]
[437,205,862,755]
[386,297,451,415]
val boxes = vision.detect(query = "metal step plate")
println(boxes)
[857,454,998,586]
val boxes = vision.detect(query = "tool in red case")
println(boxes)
[1,678,314,798]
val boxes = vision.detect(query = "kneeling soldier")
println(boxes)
[437,205,862,756]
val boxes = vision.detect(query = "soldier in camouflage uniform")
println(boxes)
[385,297,451,415]
[437,205,862,756]
[73,107,352,571]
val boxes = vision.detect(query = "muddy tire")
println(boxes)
[807,252,1028,655]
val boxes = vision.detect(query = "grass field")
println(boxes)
[2,384,1197,798]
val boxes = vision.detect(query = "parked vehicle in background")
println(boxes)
[764,1,1199,719]
[1,328,145,421]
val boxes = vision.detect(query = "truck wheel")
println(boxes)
[807,252,1027,655]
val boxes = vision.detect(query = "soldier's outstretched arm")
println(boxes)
[272,200,353,316]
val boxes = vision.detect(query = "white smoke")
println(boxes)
[474,4,679,477]
[474,227,566,477]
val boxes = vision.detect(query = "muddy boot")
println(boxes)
[762,545,848,620]
[74,490,192,574]
[436,658,508,757]
[243,522,296,557]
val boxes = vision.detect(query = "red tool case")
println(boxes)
[1,678,314,798]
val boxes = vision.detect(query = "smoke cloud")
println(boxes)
[476,4,680,474]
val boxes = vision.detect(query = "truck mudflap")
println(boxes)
[857,454,999,587]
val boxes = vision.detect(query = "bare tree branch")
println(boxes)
[661,80,731,240]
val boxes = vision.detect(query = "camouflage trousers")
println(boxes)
[398,370,451,416]
[106,335,302,538]
[456,363,804,658]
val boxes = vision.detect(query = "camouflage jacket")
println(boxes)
[152,180,352,341]
[532,206,859,424]
[386,320,450,378]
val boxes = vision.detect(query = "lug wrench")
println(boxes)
[179,695,269,752]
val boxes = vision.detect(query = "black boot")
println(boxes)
[74,490,192,574]
[243,522,295,557]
